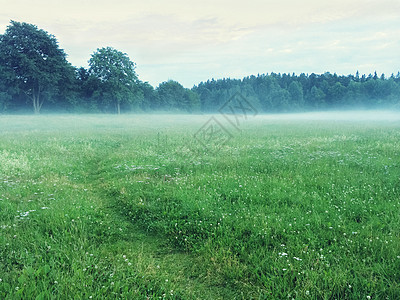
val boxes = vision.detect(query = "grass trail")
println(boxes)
[84,147,245,299]
[0,118,250,299]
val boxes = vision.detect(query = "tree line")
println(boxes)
[0,21,199,114]
[0,21,399,114]
[195,71,400,112]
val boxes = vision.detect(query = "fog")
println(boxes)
[256,110,400,122]
[0,110,399,134]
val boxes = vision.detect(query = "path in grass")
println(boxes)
[86,153,245,300]
[0,121,249,299]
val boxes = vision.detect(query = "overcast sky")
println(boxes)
[1,0,399,87]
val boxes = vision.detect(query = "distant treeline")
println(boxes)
[195,72,400,112]
[0,21,399,114]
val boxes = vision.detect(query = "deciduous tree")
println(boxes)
[0,21,74,113]
[88,47,139,114]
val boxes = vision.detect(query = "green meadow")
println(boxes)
[0,114,399,299]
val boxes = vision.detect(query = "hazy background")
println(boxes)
[1,0,399,87]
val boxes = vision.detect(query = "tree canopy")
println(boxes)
[88,47,139,114]
[193,72,400,112]
[0,21,74,114]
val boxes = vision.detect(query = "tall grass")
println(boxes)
[0,115,399,299]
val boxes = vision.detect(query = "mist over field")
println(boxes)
[1,110,399,133]
[259,110,400,121]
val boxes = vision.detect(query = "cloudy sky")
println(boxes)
[1,0,399,87]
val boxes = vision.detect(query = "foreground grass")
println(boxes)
[0,114,399,299]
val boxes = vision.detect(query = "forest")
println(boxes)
[1,21,399,114]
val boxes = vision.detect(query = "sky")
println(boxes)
[0,0,399,88]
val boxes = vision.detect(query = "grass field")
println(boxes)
[0,114,399,299]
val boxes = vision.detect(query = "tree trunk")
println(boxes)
[117,101,121,115]
[32,88,39,114]
[33,95,38,114]
[31,86,43,114]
